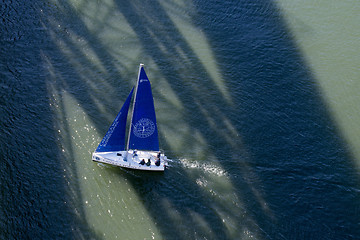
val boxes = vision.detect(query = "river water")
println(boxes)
[1,0,360,239]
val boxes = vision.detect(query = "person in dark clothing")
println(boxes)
[155,152,161,166]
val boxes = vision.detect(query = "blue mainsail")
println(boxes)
[127,65,159,151]
[96,88,134,152]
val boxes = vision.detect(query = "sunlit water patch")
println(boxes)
[47,87,162,239]
[276,0,360,169]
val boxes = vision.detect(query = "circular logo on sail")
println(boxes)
[133,118,155,138]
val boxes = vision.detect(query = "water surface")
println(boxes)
[1,0,360,239]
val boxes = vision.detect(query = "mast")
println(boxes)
[126,63,143,150]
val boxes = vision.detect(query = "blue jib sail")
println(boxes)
[96,88,134,152]
[128,65,159,151]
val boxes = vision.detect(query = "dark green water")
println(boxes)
[1,0,360,239]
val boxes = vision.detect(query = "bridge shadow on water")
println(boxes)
[2,0,359,239]
[0,1,100,239]
[111,0,360,239]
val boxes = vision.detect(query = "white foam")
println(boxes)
[179,158,228,177]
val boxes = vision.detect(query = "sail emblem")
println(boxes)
[133,118,155,138]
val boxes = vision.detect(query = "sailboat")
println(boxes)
[92,64,168,171]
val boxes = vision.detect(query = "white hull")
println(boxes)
[92,150,167,171]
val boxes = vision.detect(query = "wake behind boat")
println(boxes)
[92,64,168,171]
